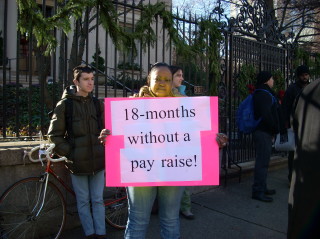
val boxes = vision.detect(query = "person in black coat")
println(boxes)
[251,71,286,202]
[282,65,310,184]
[287,79,320,239]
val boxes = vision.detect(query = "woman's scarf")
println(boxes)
[133,86,183,98]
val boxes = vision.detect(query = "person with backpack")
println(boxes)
[251,71,286,203]
[282,65,310,185]
[48,65,109,239]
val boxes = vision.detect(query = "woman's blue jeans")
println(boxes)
[70,170,106,236]
[124,186,184,239]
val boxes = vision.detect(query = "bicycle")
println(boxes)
[0,143,128,239]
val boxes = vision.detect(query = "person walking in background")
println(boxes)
[48,65,108,239]
[252,71,286,203]
[282,65,310,185]
[170,65,195,220]
[287,79,320,239]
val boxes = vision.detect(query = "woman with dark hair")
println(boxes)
[170,65,186,96]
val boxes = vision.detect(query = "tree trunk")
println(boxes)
[34,42,52,110]
[67,9,91,83]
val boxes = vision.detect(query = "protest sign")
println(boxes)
[104,96,219,186]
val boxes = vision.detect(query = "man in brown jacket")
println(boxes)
[48,65,107,239]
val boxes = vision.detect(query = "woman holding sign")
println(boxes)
[126,62,185,239]
[100,62,228,239]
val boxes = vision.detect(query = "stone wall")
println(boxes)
[0,142,81,230]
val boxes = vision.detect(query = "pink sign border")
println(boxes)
[104,97,219,186]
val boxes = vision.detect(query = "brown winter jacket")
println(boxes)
[48,86,105,175]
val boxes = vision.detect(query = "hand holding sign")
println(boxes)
[99,129,111,145]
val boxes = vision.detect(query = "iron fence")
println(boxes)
[0,0,309,173]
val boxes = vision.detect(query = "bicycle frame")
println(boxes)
[45,160,75,197]
[43,159,127,208]
[30,159,75,220]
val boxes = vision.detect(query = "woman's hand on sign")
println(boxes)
[99,129,111,145]
[216,133,228,148]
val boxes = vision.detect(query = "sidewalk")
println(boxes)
[61,164,289,239]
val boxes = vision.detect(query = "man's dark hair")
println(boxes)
[73,65,95,81]
[296,65,310,77]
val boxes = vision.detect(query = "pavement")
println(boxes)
[61,164,289,239]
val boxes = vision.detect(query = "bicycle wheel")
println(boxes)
[104,188,128,229]
[0,177,66,239]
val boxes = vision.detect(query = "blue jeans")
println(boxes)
[70,170,106,236]
[252,130,272,194]
[124,186,184,239]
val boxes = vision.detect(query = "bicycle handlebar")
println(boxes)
[24,143,73,164]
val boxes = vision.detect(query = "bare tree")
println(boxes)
[275,0,320,48]
[291,0,320,10]
[212,0,320,48]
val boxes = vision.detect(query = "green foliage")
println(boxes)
[17,0,89,55]
[0,83,60,136]
[238,64,256,99]
[173,19,223,96]
[272,69,285,93]
[134,2,172,50]
[16,0,224,99]
[294,47,320,78]
[90,45,105,72]
[205,20,223,96]
[293,47,311,68]
[313,53,320,77]
[16,1,175,56]
[98,0,134,53]
[237,66,286,100]
[16,0,222,67]
[175,61,206,96]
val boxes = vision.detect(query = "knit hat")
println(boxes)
[296,65,310,77]
[256,71,273,86]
